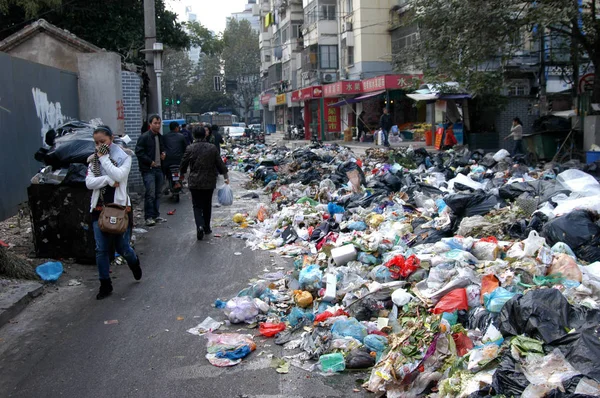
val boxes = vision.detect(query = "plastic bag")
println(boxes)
[547,253,582,282]
[224,296,259,324]
[452,332,474,357]
[369,265,393,283]
[331,318,368,342]
[345,349,376,369]
[259,322,286,337]
[348,221,367,231]
[556,169,600,196]
[433,288,469,314]
[484,287,516,313]
[384,254,420,279]
[365,213,385,228]
[364,334,388,354]
[522,230,546,257]
[293,290,314,308]
[327,202,344,215]
[287,307,315,326]
[480,274,500,304]
[493,149,510,162]
[205,333,256,367]
[299,264,323,291]
[391,288,413,306]
[543,210,600,251]
[35,261,63,281]
[218,184,234,206]
[471,241,499,261]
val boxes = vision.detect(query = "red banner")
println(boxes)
[361,74,423,93]
[294,86,322,101]
[260,93,273,105]
[323,81,362,97]
[323,98,341,132]
[291,90,300,102]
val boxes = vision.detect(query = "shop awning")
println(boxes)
[329,98,359,107]
[354,90,386,101]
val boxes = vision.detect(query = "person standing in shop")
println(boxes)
[379,107,392,147]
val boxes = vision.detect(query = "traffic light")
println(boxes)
[214,76,222,92]
[176,94,181,105]
[164,97,170,106]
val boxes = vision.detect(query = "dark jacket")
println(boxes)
[357,115,366,132]
[181,128,193,145]
[379,113,393,131]
[135,130,164,173]
[180,140,229,190]
[163,131,188,167]
[209,131,224,152]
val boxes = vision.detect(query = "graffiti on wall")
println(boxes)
[32,87,71,140]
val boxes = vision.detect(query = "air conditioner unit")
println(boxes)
[321,72,338,83]
[344,21,353,32]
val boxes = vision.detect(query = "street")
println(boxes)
[0,170,371,398]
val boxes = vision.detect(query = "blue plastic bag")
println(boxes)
[484,287,516,313]
[217,184,234,206]
[327,202,345,215]
[299,264,322,291]
[364,334,388,353]
[35,261,63,281]
[348,221,367,231]
[442,311,459,326]
[357,252,378,265]
[331,318,368,342]
[288,307,315,326]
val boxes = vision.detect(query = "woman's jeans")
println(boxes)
[92,221,138,280]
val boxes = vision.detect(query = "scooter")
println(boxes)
[168,164,182,202]
[292,125,304,140]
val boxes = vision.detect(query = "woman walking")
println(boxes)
[180,125,229,240]
[505,117,524,156]
[86,126,142,300]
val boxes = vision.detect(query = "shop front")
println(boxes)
[260,93,275,133]
[292,86,323,140]
[275,93,287,132]
[324,81,362,137]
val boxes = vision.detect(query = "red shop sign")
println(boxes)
[323,81,362,97]
[260,93,273,105]
[361,74,423,93]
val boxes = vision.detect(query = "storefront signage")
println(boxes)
[276,93,287,105]
[323,98,341,132]
[323,81,362,97]
[361,74,423,93]
[435,127,444,150]
[291,90,301,102]
[260,93,273,105]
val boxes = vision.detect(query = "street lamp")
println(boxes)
[152,42,164,119]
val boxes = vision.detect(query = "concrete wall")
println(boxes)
[121,71,143,192]
[5,32,83,73]
[0,52,79,221]
[355,0,393,67]
[77,52,125,135]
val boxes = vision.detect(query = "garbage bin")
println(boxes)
[28,184,96,263]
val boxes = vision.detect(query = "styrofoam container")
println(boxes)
[331,244,357,266]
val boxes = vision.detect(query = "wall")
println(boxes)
[77,52,124,135]
[494,96,538,151]
[0,52,79,220]
[355,0,393,68]
[5,32,82,73]
[121,71,143,192]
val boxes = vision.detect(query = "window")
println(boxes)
[282,26,288,44]
[320,45,338,69]
[346,0,353,13]
[306,3,318,25]
[264,54,271,63]
[347,46,354,66]
[508,82,528,96]
[291,24,301,39]
[320,4,336,20]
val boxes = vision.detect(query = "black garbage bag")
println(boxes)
[445,192,501,218]
[546,325,600,382]
[491,351,530,396]
[479,153,497,168]
[498,289,600,344]
[411,223,454,246]
[412,147,430,166]
[499,182,537,200]
[62,163,88,185]
[43,139,95,169]
[336,161,367,186]
[466,307,498,331]
[575,238,600,263]
[346,348,376,369]
[542,210,600,251]
[381,173,402,192]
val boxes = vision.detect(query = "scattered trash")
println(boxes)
[67,279,82,286]
[187,317,222,336]
[167,209,176,216]
[35,261,63,282]
[104,320,118,325]
[205,333,256,367]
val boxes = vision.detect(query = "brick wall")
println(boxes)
[495,96,538,151]
[121,71,143,192]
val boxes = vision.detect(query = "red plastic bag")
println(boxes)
[480,236,498,244]
[480,274,500,304]
[452,332,474,357]
[384,254,420,279]
[259,322,286,337]
[314,308,349,323]
[432,288,468,314]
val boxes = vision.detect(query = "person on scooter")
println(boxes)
[163,121,187,198]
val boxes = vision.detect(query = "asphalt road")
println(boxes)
[0,171,373,398]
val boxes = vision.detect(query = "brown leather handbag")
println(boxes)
[98,204,129,235]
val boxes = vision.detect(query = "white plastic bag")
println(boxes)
[557,169,600,196]
[216,175,226,190]
[391,288,413,306]
[218,184,234,206]
[493,149,510,162]
[522,231,546,257]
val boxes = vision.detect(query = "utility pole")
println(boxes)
[144,0,158,117]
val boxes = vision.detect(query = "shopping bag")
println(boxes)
[218,184,234,206]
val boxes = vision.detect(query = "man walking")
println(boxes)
[163,121,188,194]
[135,115,166,226]
[181,123,193,146]
[379,107,392,147]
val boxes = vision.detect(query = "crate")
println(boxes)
[587,151,600,164]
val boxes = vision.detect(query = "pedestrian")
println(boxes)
[443,122,458,150]
[379,107,392,147]
[505,117,524,156]
[180,125,229,241]
[181,123,193,146]
[135,115,166,227]
[86,125,142,300]
[211,124,224,152]
[357,111,367,142]
[163,121,188,194]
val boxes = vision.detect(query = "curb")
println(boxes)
[0,281,44,328]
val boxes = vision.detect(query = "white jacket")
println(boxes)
[85,145,132,212]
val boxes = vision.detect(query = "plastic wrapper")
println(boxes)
[35,261,64,281]
[547,253,582,282]
[224,296,259,324]
[433,288,469,314]
[331,318,368,342]
[218,184,234,206]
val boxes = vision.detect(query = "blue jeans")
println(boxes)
[92,221,138,280]
[382,129,390,146]
[512,139,524,156]
[142,168,163,220]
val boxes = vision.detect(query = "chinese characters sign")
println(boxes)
[322,98,340,132]
[276,94,286,105]
[361,74,423,93]
[323,81,363,97]
[291,86,323,102]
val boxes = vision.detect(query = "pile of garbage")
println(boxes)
[31,119,132,185]
[204,143,600,397]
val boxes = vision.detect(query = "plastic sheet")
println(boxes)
[331,318,368,342]
[433,288,469,314]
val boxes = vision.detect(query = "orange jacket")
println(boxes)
[444,128,457,146]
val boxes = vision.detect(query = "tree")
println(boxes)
[187,21,224,56]
[186,55,234,114]
[161,48,195,117]
[221,18,261,121]
[0,0,59,18]
[398,0,600,103]
[0,0,189,63]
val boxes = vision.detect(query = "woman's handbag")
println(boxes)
[98,204,129,234]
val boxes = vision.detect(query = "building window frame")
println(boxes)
[319,45,338,69]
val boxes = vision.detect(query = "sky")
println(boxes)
[167,0,249,34]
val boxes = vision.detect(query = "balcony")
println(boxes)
[301,45,319,72]
[302,20,338,47]
[260,31,272,44]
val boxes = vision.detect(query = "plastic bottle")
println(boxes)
[319,352,346,372]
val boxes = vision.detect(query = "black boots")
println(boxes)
[128,257,142,281]
[97,279,113,300]
[197,226,205,241]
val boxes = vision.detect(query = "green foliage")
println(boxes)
[0,0,59,18]
[185,55,234,114]
[187,21,224,56]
